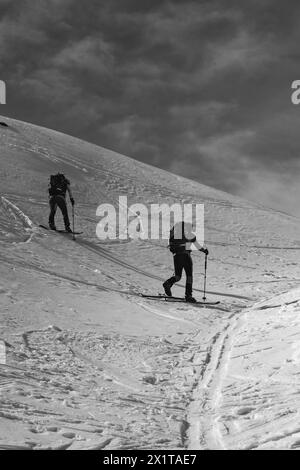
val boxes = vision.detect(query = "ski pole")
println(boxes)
[203,253,208,302]
[72,204,76,241]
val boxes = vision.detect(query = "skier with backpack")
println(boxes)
[48,173,75,232]
[163,221,209,303]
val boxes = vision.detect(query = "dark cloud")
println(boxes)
[1,0,300,216]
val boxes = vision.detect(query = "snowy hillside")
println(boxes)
[0,115,299,450]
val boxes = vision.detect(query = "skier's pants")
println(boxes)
[49,195,70,229]
[165,252,193,296]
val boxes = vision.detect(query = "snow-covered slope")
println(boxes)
[0,115,299,450]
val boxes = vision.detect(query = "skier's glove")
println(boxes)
[200,248,209,255]
[70,198,75,206]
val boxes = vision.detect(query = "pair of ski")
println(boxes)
[140,293,220,305]
[39,225,83,235]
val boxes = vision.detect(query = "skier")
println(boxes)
[48,173,75,232]
[163,221,209,303]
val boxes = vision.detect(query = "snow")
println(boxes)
[0,115,300,449]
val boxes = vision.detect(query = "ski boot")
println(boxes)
[65,226,73,233]
[185,295,196,303]
[49,224,56,231]
[163,281,172,297]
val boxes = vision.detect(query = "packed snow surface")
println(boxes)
[0,116,299,449]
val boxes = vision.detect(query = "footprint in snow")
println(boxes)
[236,407,255,416]
[61,431,77,439]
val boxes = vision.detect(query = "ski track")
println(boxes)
[187,313,242,450]
[186,292,300,450]
[0,194,253,303]
[63,234,254,302]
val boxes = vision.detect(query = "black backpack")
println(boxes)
[48,173,69,196]
[168,223,196,254]
[168,225,185,254]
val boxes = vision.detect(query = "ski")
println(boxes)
[39,224,83,235]
[140,293,220,305]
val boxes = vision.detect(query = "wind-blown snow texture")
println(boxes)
[0,116,299,450]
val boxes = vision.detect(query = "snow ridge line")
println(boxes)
[0,196,35,229]
[134,300,198,325]
[187,313,244,450]
[0,196,38,244]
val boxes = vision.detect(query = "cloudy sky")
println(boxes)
[1,0,300,216]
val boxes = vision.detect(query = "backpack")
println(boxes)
[168,225,186,254]
[48,173,69,197]
[168,223,196,254]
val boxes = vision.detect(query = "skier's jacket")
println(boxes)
[48,173,70,197]
[169,222,196,254]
